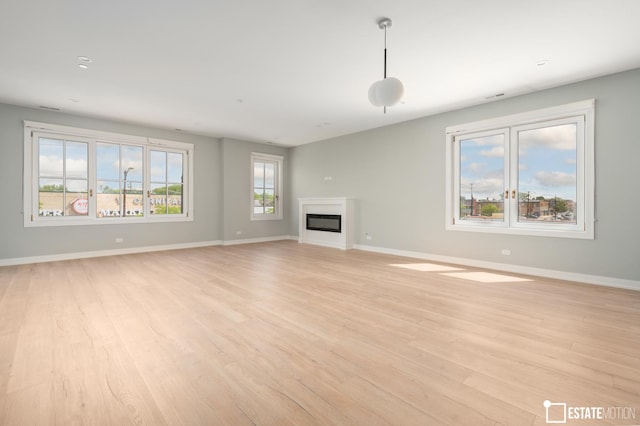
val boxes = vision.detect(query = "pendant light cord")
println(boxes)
[383,25,387,79]
[383,25,387,113]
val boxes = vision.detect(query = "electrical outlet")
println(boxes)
[365,233,372,241]
[115,238,124,243]
[501,249,511,255]
[236,230,242,235]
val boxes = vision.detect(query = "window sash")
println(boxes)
[149,149,184,216]
[509,116,585,232]
[34,132,92,221]
[453,128,509,227]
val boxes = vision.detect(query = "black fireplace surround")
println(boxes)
[306,213,342,233]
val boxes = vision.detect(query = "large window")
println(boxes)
[251,152,283,220]
[445,100,594,239]
[24,121,193,227]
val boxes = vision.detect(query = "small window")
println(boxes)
[251,152,283,220]
[446,100,594,239]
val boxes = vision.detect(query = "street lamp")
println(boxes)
[122,167,133,217]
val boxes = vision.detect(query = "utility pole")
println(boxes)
[123,167,133,217]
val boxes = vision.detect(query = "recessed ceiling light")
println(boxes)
[77,56,93,63]
[78,63,89,69]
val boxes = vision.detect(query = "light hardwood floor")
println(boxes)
[0,241,638,425]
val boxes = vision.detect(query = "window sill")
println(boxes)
[24,215,193,227]
[446,222,593,240]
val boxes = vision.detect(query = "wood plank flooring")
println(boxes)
[0,241,639,425]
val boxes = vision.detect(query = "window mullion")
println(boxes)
[88,138,97,218]
[144,146,150,218]
[508,127,518,227]
[62,140,67,212]
[31,134,39,220]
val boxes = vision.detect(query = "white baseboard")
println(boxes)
[222,235,296,246]
[0,235,300,266]
[353,244,640,292]
[0,240,223,267]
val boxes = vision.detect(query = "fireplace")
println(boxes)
[299,198,354,250]
[306,213,341,233]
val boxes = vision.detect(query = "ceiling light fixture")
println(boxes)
[368,17,404,113]
[77,56,92,70]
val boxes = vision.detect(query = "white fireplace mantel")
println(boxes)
[299,198,354,250]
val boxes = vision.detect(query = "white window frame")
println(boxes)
[445,99,595,239]
[250,152,283,221]
[23,121,194,227]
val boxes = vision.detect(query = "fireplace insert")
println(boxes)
[306,213,342,233]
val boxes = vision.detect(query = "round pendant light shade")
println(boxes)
[368,81,383,107]
[368,77,404,107]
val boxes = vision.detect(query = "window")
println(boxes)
[251,152,283,220]
[24,121,193,227]
[445,100,594,239]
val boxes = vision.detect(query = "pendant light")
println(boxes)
[368,17,404,112]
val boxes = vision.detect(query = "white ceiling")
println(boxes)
[1,1,639,146]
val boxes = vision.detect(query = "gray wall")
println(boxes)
[221,138,290,241]
[0,104,290,261]
[289,69,640,282]
[3,69,639,282]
